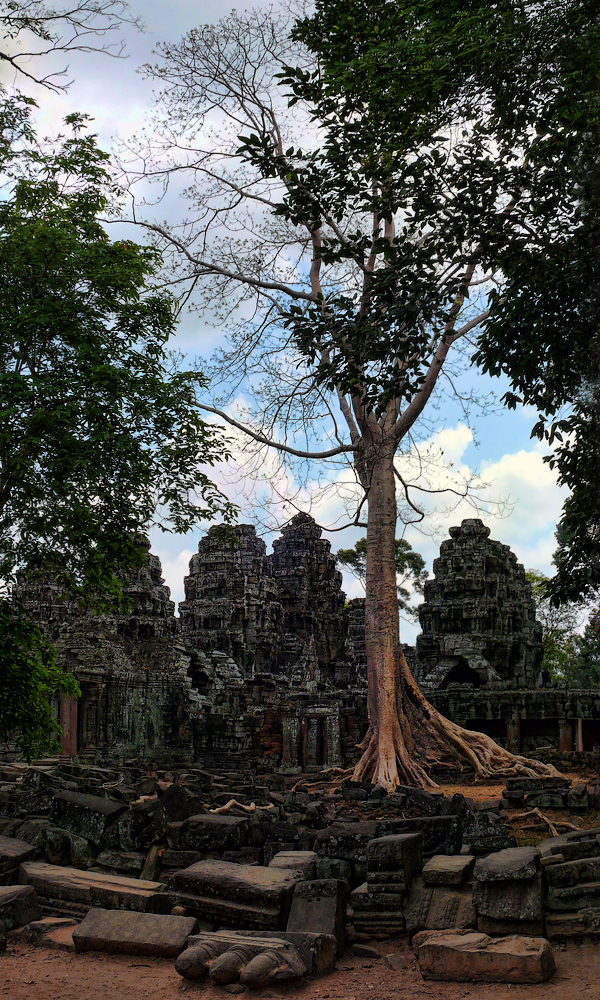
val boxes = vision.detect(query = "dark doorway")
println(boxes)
[442,659,483,688]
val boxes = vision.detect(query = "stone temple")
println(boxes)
[12,516,600,766]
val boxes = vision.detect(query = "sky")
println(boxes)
[6,1,570,643]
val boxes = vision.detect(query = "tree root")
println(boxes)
[505,807,559,837]
[208,799,275,814]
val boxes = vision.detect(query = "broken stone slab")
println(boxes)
[44,827,95,869]
[418,931,555,983]
[176,930,306,987]
[50,791,127,846]
[269,851,317,880]
[201,929,336,975]
[350,883,405,935]
[286,879,346,955]
[314,823,378,862]
[19,862,168,914]
[95,849,146,873]
[473,873,543,922]
[538,828,600,860]
[315,857,352,883]
[377,816,462,857]
[367,833,423,890]
[473,847,540,882]
[167,860,299,930]
[422,855,475,887]
[161,849,203,869]
[9,916,78,951]
[73,907,197,957]
[404,877,476,935]
[545,856,600,888]
[546,881,600,911]
[168,814,250,853]
[546,908,600,939]
[0,884,42,930]
[0,836,37,877]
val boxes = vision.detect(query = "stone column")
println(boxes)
[59,694,78,756]
[576,718,584,752]
[559,720,573,753]
[324,714,342,767]
[281,714,299,769]
[506,718,521,753]
[306,717,318,766]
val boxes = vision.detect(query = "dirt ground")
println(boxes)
[1,938,599,1000]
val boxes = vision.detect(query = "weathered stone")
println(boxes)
[417,931,555,983]
[377,817,462,857]
[168,860,299,930]
[161,849,203,869]
[545,856,600,888]
[44,827,95,869]
[350,883,405,935]
[314,823,378,862]
[169,814,249,853]
[269,851,317,880]
[404,877,477,934]
[176,931,306,985]
[546,881,600,911]
[473,873,543,922]
[286,879,346,955]
[478,915,544,936]
[422,855,475,886]
[0,884,42,930]
[50,791,126,846]
[473,847,540,882]
[19,862,166,914]
[73,907,197,957]
[367,833,423,890]
[11,915,77,950]
[0,836,37,877]
[96,849,146,873]
[216,929,337,975]
[546,908,600,938]
[315,857,352,882]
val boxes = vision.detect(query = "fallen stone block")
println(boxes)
[315,857,352,883]
[168,814,250,853]
[404,877,476,935]
[0,884,42,930]
[546,908,600,938]
[477,915,544,936]
[44,827,95,869]
[50,791,127,846]
[417,931,555,983]
[422,855,475,887]
[377,816,462,858]
[545,856,600,888]
[167,860,299,930]
[538,828,600,860]
[215,929,337,975]
[19,862,167,914]
[350,882,405,935]
[0,836,37,880]
[367,833,423,891]
[546,881,600,911]
[9,916,78,951]
[473,873,543,922]
[269,851,317,880]
[175,930,306,987]
[286,879,346,955]
[473,847,540,882]
[95,849,146,873]
[314,823,378,862]
[73,907,197,957]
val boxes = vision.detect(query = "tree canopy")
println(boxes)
[337,537,427,618]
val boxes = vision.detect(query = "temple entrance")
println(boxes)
[442,659,483,688]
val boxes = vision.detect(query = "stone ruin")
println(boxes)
[10,515,600,768]
[4,516,600,984]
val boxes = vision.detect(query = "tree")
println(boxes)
[573,608,600,689]
[526,571,581,684]
[0,602,79,760]
[337,537,427,619]
[125,3,600,787]
[0,1,141,91]
[0,96,235,752]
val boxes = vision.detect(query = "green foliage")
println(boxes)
[526,570,585,685]
[0,598,80,760]
[337,537,427,618]
[573,608,600,688]
[0,95,236,604]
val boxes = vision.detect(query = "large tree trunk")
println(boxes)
[353,437,559,790]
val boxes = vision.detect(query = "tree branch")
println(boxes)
[197,403,357,458]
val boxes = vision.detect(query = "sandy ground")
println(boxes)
[1,938,599,1000]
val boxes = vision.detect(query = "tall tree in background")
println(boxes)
[0,1,140,91]
[337,537,427,620]
[128,2,600,787]
[0,96,235,756]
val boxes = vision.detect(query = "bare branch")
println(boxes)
[197,403,357,459]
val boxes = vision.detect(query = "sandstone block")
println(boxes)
[0,836,37,877]
[418,931,555,983]
[423,855,475,886]
[168,860,299,930]
[314,823,378,861]
[404,877,476,935]
[286,879,346,954]
[473,873,542,922]
[269,851,317,880]
[19,861,166,913]
[473,847,540,882]
[367,833,423,889]
[0,884,41,930]
[377,816,462,857]
[50,791,126,846]
[170,814,250,853]
[73,907,197,957]
[545,856,600,888]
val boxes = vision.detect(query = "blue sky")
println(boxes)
[9,1,569,644]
